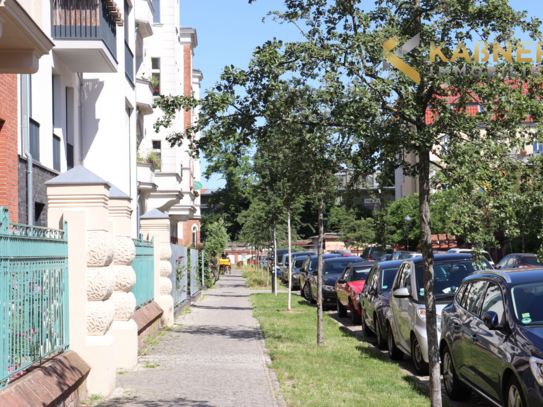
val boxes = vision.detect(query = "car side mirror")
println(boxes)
[393,287,411,298]
[483,311,503,330]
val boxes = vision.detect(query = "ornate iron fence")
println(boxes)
[170,245,187,307]
[131,235,154,309]
[190,249,199,296]
[0,207,68,389]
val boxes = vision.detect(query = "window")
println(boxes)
[481,283,505,323]
[465,280,487,316]
[53,135,60,171]
[66,88,75,169]
[534,141,543,154]
[152,0,160,23]
[456,283,468,305]
[151,58,160,96]
[381,266,399,291]
[341,267,351,282]
[496,255,510,269]
[394,263,411,291]
[124,1,130,43]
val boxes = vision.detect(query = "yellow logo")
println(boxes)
[383,34,420,84]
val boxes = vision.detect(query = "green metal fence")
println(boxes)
[0,207,69,389]
[132,235,154,309]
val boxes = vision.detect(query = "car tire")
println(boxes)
[337,299,347,317]
[442,346,471,401]
[387,323,404,360]
[302,283,310,300]
[374,314,386,350]
[411,336,429,375]
[506,375,526,407]
[350,300,361,325]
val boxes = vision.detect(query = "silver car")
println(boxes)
[385,254,491,375]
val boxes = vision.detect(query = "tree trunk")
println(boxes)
[317,195,324,346]
[273,223,278,296]
[419,150,441,407]
[288,209,292,310]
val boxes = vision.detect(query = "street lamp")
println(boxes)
[404,215,412,251]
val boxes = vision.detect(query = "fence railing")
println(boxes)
[132,235,154,309]
[51,0,118,60]
[170,245,188,306]
[0,207,69,389]
[190,249,199,296]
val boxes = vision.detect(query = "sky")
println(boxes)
[180,0,543,190]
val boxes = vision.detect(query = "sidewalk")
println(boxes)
[105,269,283,407]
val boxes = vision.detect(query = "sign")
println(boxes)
[365,199,381,204]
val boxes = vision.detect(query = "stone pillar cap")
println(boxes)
[141,209,169,220]
[108,183,131,200]
[45,165,109,186]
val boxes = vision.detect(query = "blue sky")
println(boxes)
[180,0,543,190]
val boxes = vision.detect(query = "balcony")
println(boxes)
[135,0,153,38]
[136,79,154,115]
[137,162,158,193]
[51,0,122,73]
[0,0,54,73]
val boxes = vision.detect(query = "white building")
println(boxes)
[139,0,202,246]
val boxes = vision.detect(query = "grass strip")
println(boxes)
[242,265,287,289]
[250,293,431,407]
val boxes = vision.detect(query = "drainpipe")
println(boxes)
[77,73,84,166]
[21,74,33,226]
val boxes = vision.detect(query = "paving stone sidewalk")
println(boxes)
[106,268,283,407]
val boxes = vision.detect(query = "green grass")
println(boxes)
[250,294,431,407]
[242,265,287,289]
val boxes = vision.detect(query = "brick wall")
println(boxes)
[18,156,59,226]
[181,219,200,247]
[0,74,19,222]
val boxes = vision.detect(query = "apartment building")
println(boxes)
[139,0,203,247]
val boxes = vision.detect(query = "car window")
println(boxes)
[456,283,468,305]
[394,263,412,291]
[363,267,377,293]
[352,266,373,282]
[465,280,487,316]
[511,282,543,326]
[392,252,399,260]
[294,259,305,268]
[460,283,472,308]
[521,257,542,266]
[481,283,505,323]
[341,267,351,281]
[381,266,400,292]
[482,253,493,263]
[362,248,370,259]
[496,256,509,269]
[323,260,359,275]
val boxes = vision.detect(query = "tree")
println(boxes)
[155,2,543,404]
[341,217,375,255]
[205,219,229,259]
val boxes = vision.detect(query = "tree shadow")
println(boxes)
[97,396,217,406]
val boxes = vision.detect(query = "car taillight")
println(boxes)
[519,264,534,268]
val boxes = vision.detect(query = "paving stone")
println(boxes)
[106,269,282,407]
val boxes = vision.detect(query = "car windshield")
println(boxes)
[398,252,414,259]
[381,266,400,291]
[511,282,543,326]
[294,259,305,268]
[324,260,359,275]
[352,266,373,281]
[521,257,542,266]
[415,259,490,301]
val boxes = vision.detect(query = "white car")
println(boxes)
[445,248,495,267]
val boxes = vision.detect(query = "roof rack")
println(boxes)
[471,269,512,283]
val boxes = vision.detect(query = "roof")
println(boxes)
[45,165,108,185]
[291,251,316,257]
[308,254,342,260]
[377,259,405,267]
[350,261,377,267]
[108,183,131,200]
[410,254,475,263]
[321,257,363,263]
[470,268,543,285]
[140,208,168,219]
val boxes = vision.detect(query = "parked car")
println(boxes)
[386,254,491,375]
[335,261,376,324]
[495,253,543,270]
[362,246,394,261]
[268,249,294,277]
[446,248,495,267]
[280,251,316,286]
[307,257,364,307]
[391,251,422,261]
[380,253,393,261]
[359,260,404,348]
[331,249,352,256]
[299,254,342,297]
[290,256,311,290]
[441,267,543,407]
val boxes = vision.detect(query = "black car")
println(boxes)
[362,246,393,261]
[441,268,543,407]
[496,253,543,270]
[280,251,316,285]
[299,254,342,298]
[359,260,404,349]
[307,257,363,307]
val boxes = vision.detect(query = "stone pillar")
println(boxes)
[108,184,138,369]
[46,166,116,396]
[140,209,174,326]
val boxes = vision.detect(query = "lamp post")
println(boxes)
[404,215,412,251]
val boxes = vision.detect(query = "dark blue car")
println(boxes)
[440,268,543,407]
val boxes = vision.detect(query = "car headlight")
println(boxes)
[530,356,543,386]
[416,308,441,326]
[323,285,334,292]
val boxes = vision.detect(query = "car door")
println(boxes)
[449,282,472,380]
[390,262,412,351]
[361,267,377,327]
[366,266,381,330]
[336,267,350,306]
[300,257,310,288]
[469,282,507,401]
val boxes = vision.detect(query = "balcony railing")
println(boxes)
[51,0,118,60]
[125,42,134,84]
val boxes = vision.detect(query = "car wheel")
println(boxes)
[506,376,526,407]
[361,309,374,337]
[302,283,309,300]
[350,300,361,325]
[411,336,429,375]
[442,346,471,401]
[337,299,347,317]
[374,314,386,350]
[387,323,404,360]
